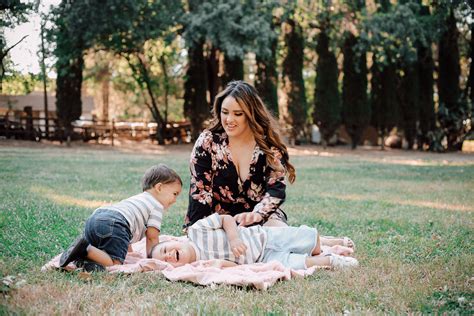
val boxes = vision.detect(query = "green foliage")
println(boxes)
[48,0,184,140]
[359,2,434,67]
[0,0,36,92]
[0,0,33,28]
[182,0,275,59]
[436,101,472,151]
[2,71,44,95]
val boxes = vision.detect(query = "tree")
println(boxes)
[342,32,369,149]
[360,2,429,149]
[182,0,274,107]
[0,0,33,93]
[398,63,420,149]
[313,27,341,147]
[437,7,463,150]
[417,4,436,150]
[255,13,279,116]
[341,0,369,149]
[50,0,184,143]
[282,17,307,144]
[50,1,86,142]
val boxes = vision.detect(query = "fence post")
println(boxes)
[111,118,115,147]
[5,111,10,139]
[24,106,33,141]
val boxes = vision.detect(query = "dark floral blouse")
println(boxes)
[185,130,287,226]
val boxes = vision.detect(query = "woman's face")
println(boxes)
[220,96,252,139]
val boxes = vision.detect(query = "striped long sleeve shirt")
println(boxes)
[187,213,267,264]
[96,191,164,243]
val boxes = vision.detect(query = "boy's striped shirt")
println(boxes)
[96,192,163,243]
[187,213,267,264]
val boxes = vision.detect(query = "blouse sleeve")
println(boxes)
[185,131,215,226]
[252,148,286,221]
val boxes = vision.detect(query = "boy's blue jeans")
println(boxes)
[84,209,132,263]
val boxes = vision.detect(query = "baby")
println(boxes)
[152,213,358,270]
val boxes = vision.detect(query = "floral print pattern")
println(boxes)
[185,130,287,226]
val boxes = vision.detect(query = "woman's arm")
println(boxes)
[253,149,286,220]
[185,131,215,226]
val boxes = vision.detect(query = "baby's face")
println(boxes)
[152,240,195,267]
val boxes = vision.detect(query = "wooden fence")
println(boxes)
[0,106,191,145]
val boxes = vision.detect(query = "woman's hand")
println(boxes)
[234,212,263,227]
[229,238,247,258]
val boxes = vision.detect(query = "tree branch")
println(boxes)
[1,35,29,59]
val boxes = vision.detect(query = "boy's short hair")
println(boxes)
[142,164,182,191]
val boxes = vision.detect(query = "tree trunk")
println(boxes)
[223,55,244,85]
[56,53,84,142]
[399,64,419,149]
[417,21,435,150]
[371,55,399,150]
[99,66,110,122]
[207,46,220,107]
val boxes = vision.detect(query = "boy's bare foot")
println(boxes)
[320,236,355,250]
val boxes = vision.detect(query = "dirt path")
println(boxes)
[1,139,473,165]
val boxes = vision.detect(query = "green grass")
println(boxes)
[0,143,473,314]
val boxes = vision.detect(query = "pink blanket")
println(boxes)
[42,235,327,290]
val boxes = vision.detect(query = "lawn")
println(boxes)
[0,141,473,314]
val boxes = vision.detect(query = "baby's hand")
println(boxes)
[234,212,263,226]
[230,238,247,258]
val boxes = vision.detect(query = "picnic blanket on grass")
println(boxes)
[42,235,327,290]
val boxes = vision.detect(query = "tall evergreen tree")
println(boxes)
[467,22,474,105]
[342,31,369,149]
[437,8,463,150]
[370,56,399,149]
[399,64,420,149]
[282,18,307,144]
[417,5,435,150]
[183,0,274,118]
[255,23,278,116]
[314,29,341,146]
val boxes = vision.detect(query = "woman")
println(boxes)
[184,80,296,229]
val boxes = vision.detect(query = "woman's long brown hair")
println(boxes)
[209,81,296,183]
